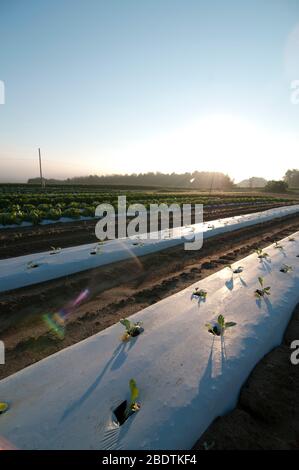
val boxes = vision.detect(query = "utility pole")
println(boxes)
[38,148,45,188]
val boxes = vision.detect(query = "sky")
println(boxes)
[0,0,299,183]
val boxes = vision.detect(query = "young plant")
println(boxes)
[0,402,8,415]
[205,314,236,336]
[192,287,207,300]
[132,236,144,246]
[50,246,61,255]
[27,260,39,269]
[255,248,269,259]
[184,224,194,234]
[288,237,296,242]
[280,264,293,273]
[203,441,215,451]
[227,264,244,274]
[274,242,284,251]
[124,379,141,418]
[255,276,271,298]
[90,244,102,255]
[114,379,141,425]
[120,318,143,341]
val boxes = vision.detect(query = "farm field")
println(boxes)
[0,204,298,293]
[0,230,298,449]
[0,184,296,227]
[0,186,298,259]
[0,208,298,380]
[0,190,299,450]
[3,0,299,454]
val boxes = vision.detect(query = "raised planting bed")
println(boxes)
[0,188,292,229]
[0,233,298,449]
[0,204,298,293]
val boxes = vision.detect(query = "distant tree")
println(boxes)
[284,169,299,188]
[237,177,267,188]
[264,180,288,193]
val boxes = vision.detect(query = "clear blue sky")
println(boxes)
[0,0,299,182]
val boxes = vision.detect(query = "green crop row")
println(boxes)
[0,186,292,226]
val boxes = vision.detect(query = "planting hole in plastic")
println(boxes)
[255,289,264,297]
[120,321,144,342]
[113,400,131,426]
[130,326,144,337]
[207,325,221,336]
[28,263,39,269]
[113,399,140,426]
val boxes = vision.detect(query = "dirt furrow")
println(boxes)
[0,202,294,259]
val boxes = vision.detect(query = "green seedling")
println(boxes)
[163,228,175,239]
[203,441,215,451]
[274,242,284,251]
[120,318,143,342]
[90,244,102,255]
[27,261,39,269]
[205,314,237,336]
[255,276,271,298]
[227,264,244,274]
[124,379,141,418]
[50,246,61,255]
[192,288,207,299]
[280,264,293,273]
[132,237,144,246]
[255,248,269,259]
[0,402,8,414]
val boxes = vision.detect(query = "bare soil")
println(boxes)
[0,212,298,380]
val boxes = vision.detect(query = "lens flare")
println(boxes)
[71,288,90,308]
[43,313,65,340]
[0,435,17,450]
[43,288,90,339]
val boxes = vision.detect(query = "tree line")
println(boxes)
[27,169,299,192]
[28,171,234,190]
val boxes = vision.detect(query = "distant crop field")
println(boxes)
[0,184,295,226]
